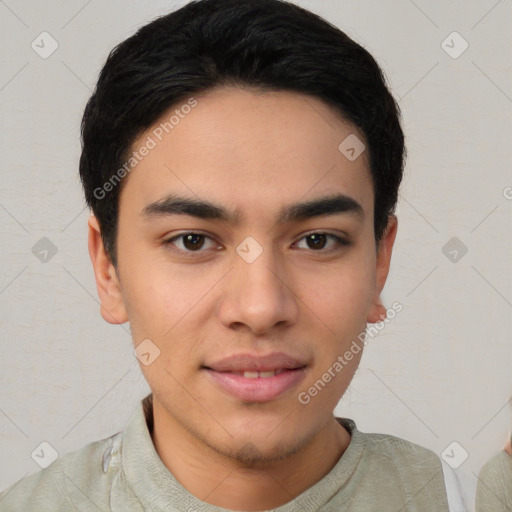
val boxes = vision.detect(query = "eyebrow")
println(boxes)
[141,192,364,225]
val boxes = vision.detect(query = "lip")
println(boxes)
[202,351,309,402]
[203,351,308,373]
[203,366,308,402]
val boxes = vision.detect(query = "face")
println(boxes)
[89,86,396,464]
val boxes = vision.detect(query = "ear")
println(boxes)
[87,214,128,325]
[505,431,512,457]
[367,215,398,324]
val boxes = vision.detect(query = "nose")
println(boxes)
[217,242,299,335]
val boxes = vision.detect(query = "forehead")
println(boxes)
[119,87,373,224]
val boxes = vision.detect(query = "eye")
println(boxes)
[163,231,350,257]
[293,232,349,252]
[163,232,220,254]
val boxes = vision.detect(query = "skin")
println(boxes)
[505,434,512,456]
[88,86,398,510]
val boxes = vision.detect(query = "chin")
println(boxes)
[217,435,305,468]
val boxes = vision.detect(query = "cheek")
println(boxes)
[301,256,376,333]
[118,246,218,349]
[124,273,196,338]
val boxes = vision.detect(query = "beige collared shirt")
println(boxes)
[0,394,451,511]
[475,449,512,512]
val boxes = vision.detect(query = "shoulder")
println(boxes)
[371,433,437,457]
[0,431,123,512]
[334,418,450,509]
[478,449,512,478]
[338,418,450,507]
[364,431,444,480]
[476,450,512,511]
[345,421,442,471]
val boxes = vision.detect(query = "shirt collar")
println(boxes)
[121,393,366,512]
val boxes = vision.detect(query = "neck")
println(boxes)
[149,399,351,510]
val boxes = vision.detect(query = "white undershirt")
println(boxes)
[442,460,476,512]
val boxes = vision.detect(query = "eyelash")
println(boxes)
[162,231,350,257]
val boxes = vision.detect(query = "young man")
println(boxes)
[0,0,456,510]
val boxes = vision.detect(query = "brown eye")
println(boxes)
[163,232,219,254]
[305,233,328,250]
[181,233,206,251]
[294,232,349,252]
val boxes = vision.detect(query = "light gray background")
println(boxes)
[1,0,511,505]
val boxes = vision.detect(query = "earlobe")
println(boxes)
[87,214,128,325]
[367,300,387,324]
[367,215,398,324]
